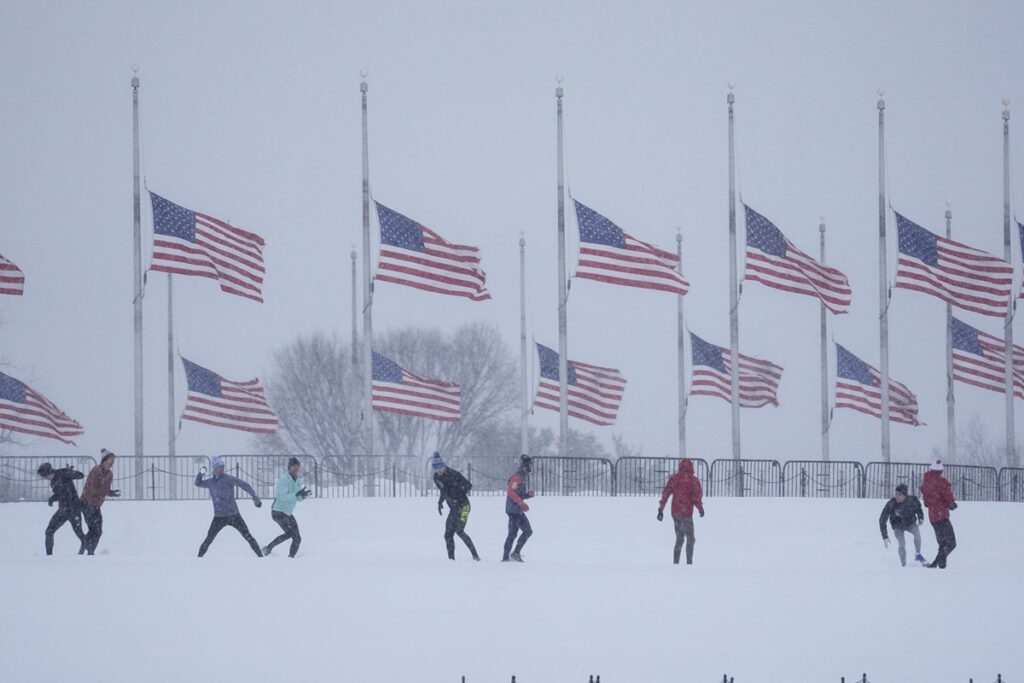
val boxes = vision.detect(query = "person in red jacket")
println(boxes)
[79,449,121,555]
[657,458,705,565]
[920,459,957,569]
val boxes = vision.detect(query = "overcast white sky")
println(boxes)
[2,1,1023,463]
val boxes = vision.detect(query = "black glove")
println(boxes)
[656,509,664,522]
[699,509,705,518]
[109,490,121,498]
[48,499,54,507]
[297,488,311,499]
[253,498,262,508]
[438,500,444,516]
[948,502,957,510]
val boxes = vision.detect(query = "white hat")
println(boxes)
[929,460,944,471]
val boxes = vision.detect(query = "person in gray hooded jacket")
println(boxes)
[195,456,264,558]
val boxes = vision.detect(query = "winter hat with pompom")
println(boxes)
[211,456,225,471]
[430,452,446,471]
[929,460,944,471]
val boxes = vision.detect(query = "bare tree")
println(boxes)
[952,413,1020,468]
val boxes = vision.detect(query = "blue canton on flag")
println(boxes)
[151,193,198,242]
[377,204,427,252]
[183,358,223,397]
[950,317,1024,399]
[372,352,406,383]
[689,333,728,373]
[575,203,627,248]
[950,318,984,356]
[536,343,578,384]
[835,344,875,385]
[896,215,939,267]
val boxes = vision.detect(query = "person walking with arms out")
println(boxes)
[657,458,705,565]
[262,457,310,558]
[37,462,87,555]
[79,449,121,555]
[878,482,925,567]
[195,456,264,558]
[502,454,536,562]
[921,460,957,569]
[431,452,480,561]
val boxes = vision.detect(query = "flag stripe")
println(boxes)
[181,358,278,434]
[688,333,783,408]
[0,374,83,444]
[372,352,461,422]
[0,254,25,296]
[834,344,920,425]
[951,318,1024,399]
[533,344,627,426]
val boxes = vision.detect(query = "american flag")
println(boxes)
[375,202,490,301]
[150,192,266,303]
[1018,220,1024,300]
[688,332,783,407]
[181,358,278,434]
[0,253,25,296]
[533,343,627,426]
[0,372,83,444]
[952,317,1024,399]
[834,344,920,426]
[573,199,689,295]
[372,352,461,421]
[743,205,851,314]
[894,212,1012,318]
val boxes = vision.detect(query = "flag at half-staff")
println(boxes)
[835,344,920,426]
[572,199,689,295]
[374,202,490,301]
[180,358,278,434]
[0,253,25,296]
[372,352,461,421]
[688,332,783,408]
[149,192,267,302]
[952,317,1024,399]
[894,212,1012,318]
[533,343,626,426]
[0,372,83,444]
[743,205,851,314]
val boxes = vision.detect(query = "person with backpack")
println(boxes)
[657,458,705,565]
[502,454,536,562]
[262,457,310,558]
[920,460,957,569]
[37,462,87,556]
[79,448,121,555]
[195,456,264,558]
[878,482,926,567]
[430,452,480,561]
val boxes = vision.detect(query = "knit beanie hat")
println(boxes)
[430,452,446,471]
[929,460,944,471]
[288,457,301,469]
[211,456,225,470]
[895,483,908,494]
[100,448,116,465]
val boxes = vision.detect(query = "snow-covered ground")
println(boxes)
[2,495,1021,683]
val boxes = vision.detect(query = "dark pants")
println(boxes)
[930,518,957,568]
[673,515,696,564]
[265,510,301,557]
[198,515,263,558]
[444,503,479,560]
[503,512,532,560]
[45,505,85,555]
[81,503,104,555]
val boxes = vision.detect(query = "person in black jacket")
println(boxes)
[431,452,480,561]
[37,462,87,555]
[879,483,926,567]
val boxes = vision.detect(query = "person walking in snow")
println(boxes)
[878,482,925,567]
[79,449,121,555]
[502,454,536,562]
[37,462,87,556]
[920,460,957,569]
[657,458,705,565]
[195,456,264,558]
[431,452,480,561]
[262,457,310,558]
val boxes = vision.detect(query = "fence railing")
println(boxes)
[3,454,1023,504]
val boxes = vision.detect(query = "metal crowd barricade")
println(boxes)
[0,455,96,503]
[217,455,319,500]
[429,454,521,497]
[708,459,782,497]
[109,456,212,501]
[944,464,1000,502]
[863,462,927,499]
[781,461,864,499]
[316,454,424,497]
[613,457,710,496]
[532,456,614,496]
[998,467,1024,502]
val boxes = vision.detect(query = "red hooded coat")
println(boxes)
[920,470,955,523]
[659,459,704,517]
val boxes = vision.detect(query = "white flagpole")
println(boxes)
[877,92,892,471]
[167,274,176,499]
[677,232,686,460]
[351,247,358,368]
[361,73,375,467]
[520,235,529,455]
[945,207,955,461]
[1003,100,1017,467]
[556,79,569,459]
[820,220,830,462]
[132,70,145,498]
[727,87,741,491]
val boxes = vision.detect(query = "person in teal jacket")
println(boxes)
[262,457,310,558]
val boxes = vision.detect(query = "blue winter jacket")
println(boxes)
[272,473,305,515]
[195,472,259,517]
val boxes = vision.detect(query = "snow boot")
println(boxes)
[509,552,524,562]
[261,545,272,557]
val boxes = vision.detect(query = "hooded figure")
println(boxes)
[657,458,705,565]
[920,460,957,568]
